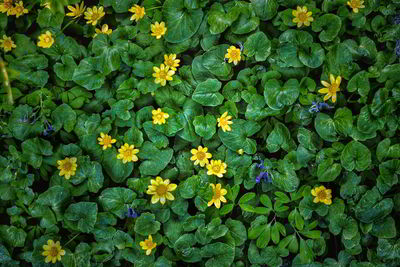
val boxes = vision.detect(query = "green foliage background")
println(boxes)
[1,0,400,266]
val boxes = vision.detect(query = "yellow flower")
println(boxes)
[11,1,28,18]
[217,111,233,132]
[42,240,65,264]
[292,6,314,28]
[146,176,177,205]
[66,2,85,19]
[152,108,169,125]
[237,149,244,155]
[37,31,54,48]
[42,1,51,9]
[206,159,227,178]
[0,0,14,15]
[140,235,157,255]
[318,74,341,103]
[97,132,116,150]
[347,0,365,13]
[117,143,139,164]
[84,6,105,26]
[224,46,241,65]
[0,35,16,52]
[57,157,77,180]
[152,64,175,86]
[94,24,112,37]
[151,21,167,39]
[311,185,332,205]
[129,4,145,22]
[190,146,212,167]
[164,54,180,71]
[207,183,227,209]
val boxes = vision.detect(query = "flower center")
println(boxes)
[49,247,59,257]
[156,184,167,195]
[63,162,72,171]
[298,12,308,22]
[158,70,167,79]
[154,26,164,35]
[4,40,12,48]
[219,118,227,126]
[212,165,221,173]
[16,6,23,13]
[103,137,111,146]
[329,83,339,93]
[196,152,205,160]
[123,149,132,158]
[91,13,99,21]
[156,114,164,121]
[230,50,239,59]
[44,36,51,43]
[145,240,153,247]
[317,190,327,200]
[214,190,221,199]
[4,2,12,8]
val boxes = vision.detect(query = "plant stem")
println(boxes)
[146,6,162,11]
[0,57,13,105]
[64,233,80,247]
[61,18,79,32]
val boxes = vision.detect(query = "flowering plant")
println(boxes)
[0,0,400,266]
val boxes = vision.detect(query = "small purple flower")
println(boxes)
[256,171,272,184]
[394,15,400,25]
[256,160,266,169]
[308,101,333,113]
[126,208,139,218]
[43,121,54,136]
[237,41,244,52]
[396,40,400,57]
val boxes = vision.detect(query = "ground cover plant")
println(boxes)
[1,0,400,266]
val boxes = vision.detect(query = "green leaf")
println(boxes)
[207,3,240,34]
[193,114,217,140]
[243,31,271,61]
[64,202,98,233]
[250,0,278,20]
[72,58,105,90]
[225,219,247,246]
[21,138,53,168]
[354,187,393,223]
[37,8,64,28]
[134,212,161,236]
[36,186,70,219]
[270,160,299,192]
[111,100,134,121]
[177,99,203,142]
[300,238,314,263]
[102,148,133,183]
[298,43,325,68]
[51,103,77,133]
[315,113,339,142]
[267,121,295,153]
[312,14,342,42]
[98,187,137,219]
[317,158,342,182]
[53,55,77,81]
[138,141,174,176]
[163,0,203,43]
[264,79,300,110]
[0,225,26,248]
[192,79,224,106]
[218,119,261,154]
[201,242,235,267]
[347,71,370,97]
[340,141,372,171]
